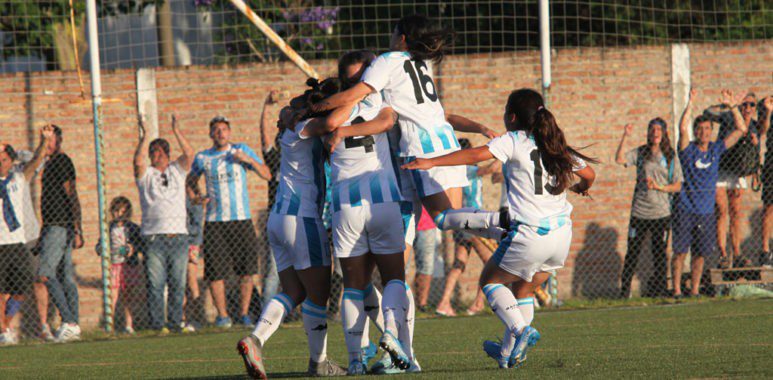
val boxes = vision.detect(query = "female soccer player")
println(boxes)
[403,88,597,369]
[310,14,504,240]
[237,79,346,379]
[302,51,419,374]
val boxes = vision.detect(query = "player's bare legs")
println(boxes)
[422,187,462,220]
[373,252,412,370]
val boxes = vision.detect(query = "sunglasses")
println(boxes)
[741,102,756,108]
[160,173,169,187]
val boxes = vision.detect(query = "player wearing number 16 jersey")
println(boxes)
[403,88,597,370]
[311,14,505,243]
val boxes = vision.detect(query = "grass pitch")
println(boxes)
[1,299,771,379]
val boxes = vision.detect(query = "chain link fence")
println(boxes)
[0,1,771,342]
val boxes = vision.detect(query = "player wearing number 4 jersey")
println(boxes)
[238,79,346,379]
[311,14,505,244]
[301,51,419,375]
[404,88,597,370]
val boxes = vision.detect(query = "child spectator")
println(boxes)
[103,196,143,334]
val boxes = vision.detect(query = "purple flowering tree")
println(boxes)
[195,0,339,63]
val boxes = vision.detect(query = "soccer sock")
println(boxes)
[483,284,526,358]
[434,207,500,231]
[518,297,535,325]
[301,299,329,363]
[251,293,293,346]
[382,279,408,336]
[363,283,384,334]
[342,288,368,363]
[401,284,416,361]
[435,208,506,240]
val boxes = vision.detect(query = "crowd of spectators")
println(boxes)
[616,89,772,298]
[1,88,770,344]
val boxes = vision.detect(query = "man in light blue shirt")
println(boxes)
[187,116,272,328]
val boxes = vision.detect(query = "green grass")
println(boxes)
[1,299,771,379]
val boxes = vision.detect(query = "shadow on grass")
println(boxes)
[163,372,309,380]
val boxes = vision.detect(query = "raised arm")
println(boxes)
[719,90,749,149]
[170,115,194,171]
[446,113,499,139]
[328,108,398,152]
[615,124,634,165]
[133,117,150,179]
[301,101,359,138]
[22,125,53,181]
[678,89,696,151]
[311,82,373,113]
[402,146,495,170]
[260,91,278,152]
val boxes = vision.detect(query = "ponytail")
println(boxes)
[506,88,598,195]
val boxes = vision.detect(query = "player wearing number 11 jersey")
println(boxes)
[403,88,597,370]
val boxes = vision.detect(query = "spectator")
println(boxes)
[705,92,761,266]
[257,91,281,307]
[759,97,773,267]
[134,115,194,332]
[673,89,747,298]
[37,124,83,342]
[186,116,272,328]
[102,196,143,334]
[615,118,683,298]
[0,128,50,345]
[183,185,207,331]
[435,139,496,316]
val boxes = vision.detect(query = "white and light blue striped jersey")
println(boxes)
[463,165,483,209]
[272,120,326,218]
[361,51,460,159]
[486,131,587,234]
[190,143,263,222]
[328,93,403,212]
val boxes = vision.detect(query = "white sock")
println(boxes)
[483,284,526,359]
[251,293,293,345]
[434,207,499,231]
[301,299,328,363]
[381,279,408,336]
[435,208,505,240]
[363,283,384,334]
[342,288,367,363]
[401,284,416,360]
[501,327,515,357]
[518,297,535,325]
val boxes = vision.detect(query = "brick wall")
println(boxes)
[1,40,769,329]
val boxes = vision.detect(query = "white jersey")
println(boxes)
[272,120,326,218]
[0,168,39,245]
[486,131,587,233]
[362,51,460,158]
[329,93,403,212]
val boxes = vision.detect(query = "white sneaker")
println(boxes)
[123,326,136,335]
[0,328,19,346]
[40,324,55,341]
[181,322,196,333]
[55,323,81,343]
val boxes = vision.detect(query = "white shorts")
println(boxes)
[267,213,331,272]
[404,158,469,198]
[333,202,407,258]
[716,172,747,189]
[492,222,572,282]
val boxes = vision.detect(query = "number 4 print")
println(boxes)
[403,60,438,104]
